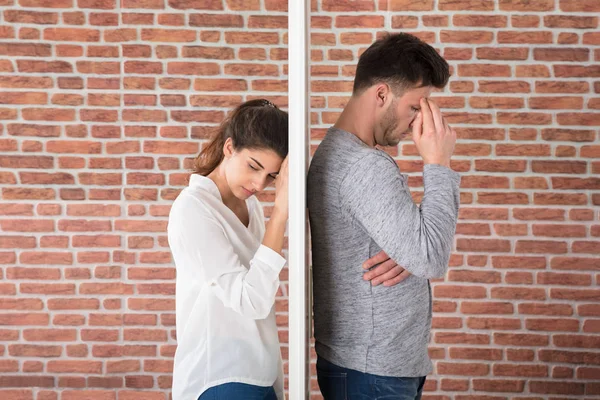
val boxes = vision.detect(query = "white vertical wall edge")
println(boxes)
[288,0,310,398]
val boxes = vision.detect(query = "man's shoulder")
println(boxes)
[311,130,382,170]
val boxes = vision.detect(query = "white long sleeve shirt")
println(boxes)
[168,174,286,400]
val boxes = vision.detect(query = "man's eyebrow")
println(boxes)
[249,157,264,169]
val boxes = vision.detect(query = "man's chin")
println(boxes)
[387,135,405,146]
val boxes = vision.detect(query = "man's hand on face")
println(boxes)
[362,250,411,287]
[412,98,456,168]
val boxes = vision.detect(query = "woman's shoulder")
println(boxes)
[170,186,219,223]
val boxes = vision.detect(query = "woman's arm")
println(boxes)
[169,196,286,320]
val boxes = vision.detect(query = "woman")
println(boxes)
[168,99,289,400]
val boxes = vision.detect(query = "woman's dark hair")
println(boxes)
[192,99,288,176]
[353,32,450,95]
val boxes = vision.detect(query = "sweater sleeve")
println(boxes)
[339,152,461,279]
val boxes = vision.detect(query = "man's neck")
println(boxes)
[333,97,376,148]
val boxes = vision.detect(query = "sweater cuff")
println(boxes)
[423,163,461,187]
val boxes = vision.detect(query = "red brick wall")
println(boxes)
[0,0,599,399]
[308,1,600,399]
[0,0,288,399]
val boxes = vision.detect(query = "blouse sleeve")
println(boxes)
[168,194,286,320]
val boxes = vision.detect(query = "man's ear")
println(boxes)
[375,84,390,107]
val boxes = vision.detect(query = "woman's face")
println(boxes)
[223,139,284,200]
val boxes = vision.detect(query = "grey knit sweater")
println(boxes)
[307,127,461,377]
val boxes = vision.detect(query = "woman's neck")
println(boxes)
[207,166,241,209]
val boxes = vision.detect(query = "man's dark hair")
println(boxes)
[353,32,450,95]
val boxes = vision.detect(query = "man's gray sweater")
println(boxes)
[307,127,461,377]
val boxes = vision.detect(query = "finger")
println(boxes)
[411,111,423,145]
[372,264,404,286]
[362,250,390,270]
[281,156,289,172]
[382,268,411,287]
[278,157,289,178]
[363,259,395,281]
[443,116,450,134]
[427,99,444,134]
[419,97,434,135]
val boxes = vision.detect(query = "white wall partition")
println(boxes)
[288,0,311,398]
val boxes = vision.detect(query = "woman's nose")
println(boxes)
[252,177,268,192]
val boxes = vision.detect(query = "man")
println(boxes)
[307,32,460,399]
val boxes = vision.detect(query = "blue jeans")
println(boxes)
[317,356,426,400]
[198,382,277,400]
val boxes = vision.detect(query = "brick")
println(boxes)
[104,28,137,42]
[44,28,99,41]
[532,160,587,174]
[560,0,600,12]
[526,318,580,332]
[458,64,510,77]
[454,15,507,28]
[467,317,521,330]
[472,379,525,392]
[22,108,75,122]
[18,60,72,73]
[551,288,600,301]
[168,62,220,75]
[530,381,584,395]
[438,0,494,10]
[460,301,513,315]
[437,362,489,376]
[534,48,589,62]
[516,240,568,254]
[434,285,487,299]
[122,109,167,122]
[512,15,540,27]
[551,257,600,271]
[476,47,528,60]
[124,61,162,74]
[184,45,234,59]
[543,128,595,142]
[493,223,528,236]
[553,334,600,348]
[141,29,195,42]
[491,287,546,300]
[124,329,167,342]
[493,363,548,377]
[555,65,600,78]
[499,0,554,11]
[189,13,242,27]
[0,92,48,104]
[498,31,553,44]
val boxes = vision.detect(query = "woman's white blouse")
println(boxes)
[168,174,286,400]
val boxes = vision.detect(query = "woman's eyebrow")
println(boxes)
[249,157,264,169]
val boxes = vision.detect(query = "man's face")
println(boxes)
[376,85,433,147]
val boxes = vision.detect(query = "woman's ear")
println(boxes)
[223,137,234,159]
